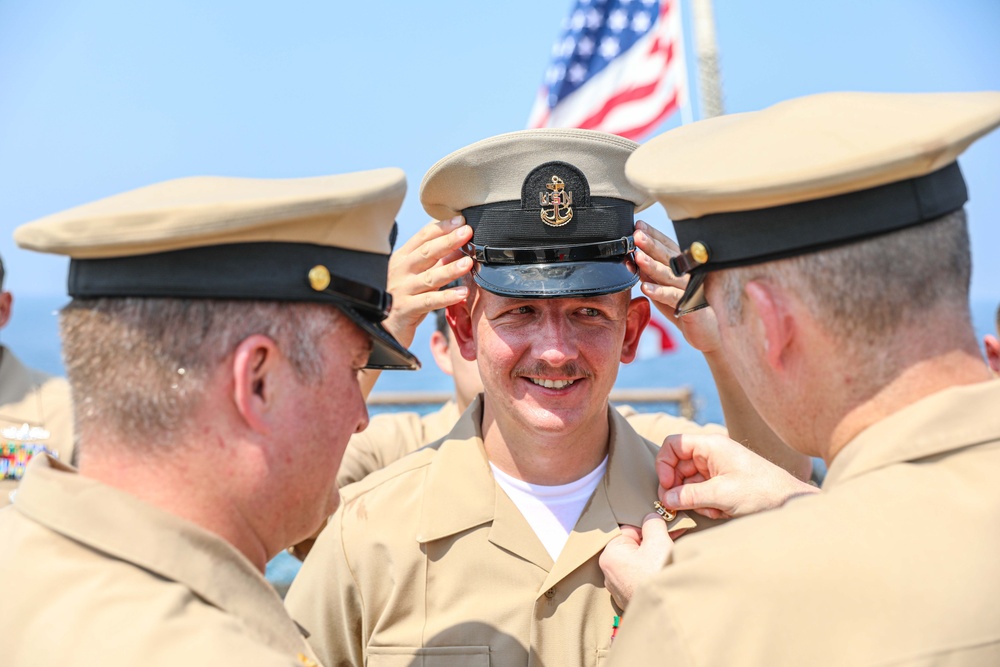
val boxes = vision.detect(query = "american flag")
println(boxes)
[527,0,688,141]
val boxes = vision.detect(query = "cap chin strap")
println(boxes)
[315,274,392,322]
[466,235,635,265]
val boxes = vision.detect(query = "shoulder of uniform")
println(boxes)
[35,374,71,398]
[339,443,439,507]
[622,409,727,442]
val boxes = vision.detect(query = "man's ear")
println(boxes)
[232,334,282,435]
[743,280,793,372]
[446,301,477,362]
[985,334,1000,374]
[0,292,13,329]
[429,329,455,376]
[620,296,652,363]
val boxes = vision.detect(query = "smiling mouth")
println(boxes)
[528,378,577,389]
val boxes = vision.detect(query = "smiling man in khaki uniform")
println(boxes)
[334,308,730,506]
[0,170,419,666]
[601,92,1000,665]
[287,129,797,667]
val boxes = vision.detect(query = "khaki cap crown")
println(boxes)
[420,128,654,220]
[15,169,406,259]
[627,91,1000,221]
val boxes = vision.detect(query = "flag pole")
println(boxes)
[691,0,724,119]
[674,0,695,126]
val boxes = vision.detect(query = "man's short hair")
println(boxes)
[60,297,343,444]
[715,208,971,349]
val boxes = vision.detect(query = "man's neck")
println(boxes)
[479,398,610,485]
[79,438,271,572]
[824,347,993,464]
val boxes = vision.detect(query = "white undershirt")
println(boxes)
[490,456,609,561]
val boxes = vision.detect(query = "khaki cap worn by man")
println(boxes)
[0,170,417,667]
[603,91,1000,666]
[286,128,788,667]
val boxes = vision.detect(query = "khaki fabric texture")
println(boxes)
[286,398,714,667]
[337,399,725,488]
[0,346,74,507]
[14,169,406,259]
[420,128,653,220]
[626,91,1000,221]
[608,379,1000,667]
[0,456,322,667]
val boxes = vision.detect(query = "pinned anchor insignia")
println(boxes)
[539,175,573,227]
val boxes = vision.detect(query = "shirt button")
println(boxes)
[545,588,556,599]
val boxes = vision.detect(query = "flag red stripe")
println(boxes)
[616,91,680,141]
[576,80,659,130]
[574,41,677,131]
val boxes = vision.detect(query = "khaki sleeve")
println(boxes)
[621,410,727,446]
[605,585,697,667]
[285,508,366,667]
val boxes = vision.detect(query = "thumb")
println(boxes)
[639,512,672,550]
[661,479,722,512]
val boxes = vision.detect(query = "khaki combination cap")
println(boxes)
[15,170,420,370]
[420,128,652,299]
[626,91,1000,314]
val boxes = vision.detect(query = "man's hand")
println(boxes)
[636,220,813,481]
[656,434,820,520]
[358,217,473,399]
[381,216,474,348]
[599,513,675,610]
[633,219,721,354]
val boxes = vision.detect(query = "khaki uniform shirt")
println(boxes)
[609,379,1000,667]
[0,456,323,667]
[0,345,74,506]
[286,397,712,667]
[337,399,723,488]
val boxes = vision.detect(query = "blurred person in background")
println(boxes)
[0,252,74,506]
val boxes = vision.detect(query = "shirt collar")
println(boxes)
[825,379,1000,487]
[415,397,696,544]
[14,455,312,654]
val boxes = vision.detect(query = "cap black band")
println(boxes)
[463,197,635,247]
[68,241,391,321]
[673,161,968,273]
[469,235,634,265]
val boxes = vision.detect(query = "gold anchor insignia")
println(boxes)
[539,175,574,227]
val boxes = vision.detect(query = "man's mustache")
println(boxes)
[513,362,594,381]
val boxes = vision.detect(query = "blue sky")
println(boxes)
[2,0,998,304]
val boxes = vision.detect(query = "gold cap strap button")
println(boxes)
[669,241,711,276]
[690,241,710,264]
[308,265,331,292]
